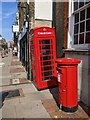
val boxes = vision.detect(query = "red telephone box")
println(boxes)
[30,27,57,90]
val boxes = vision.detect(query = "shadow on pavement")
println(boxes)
[49,86,59,106]
[0,91,9,108]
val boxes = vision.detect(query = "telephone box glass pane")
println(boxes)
[42,45,51,49]
[42,56,53,60]
[41,61,54,66]
[41,50,52,55]
[41,66,53,71]
[43,71,53,77]
[44,66,53,71]
[42,40,51,44]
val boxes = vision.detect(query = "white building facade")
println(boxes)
[34,0,52,27]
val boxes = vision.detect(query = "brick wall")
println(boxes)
[29,2,35,29]
[53,2,68,58]
[18,2,27,31]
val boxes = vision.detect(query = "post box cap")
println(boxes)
[56,58,81,65]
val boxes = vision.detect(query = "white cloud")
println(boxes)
[4,11,16,18]
[2,10,17,19]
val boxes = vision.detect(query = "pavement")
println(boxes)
[0,50,89,119]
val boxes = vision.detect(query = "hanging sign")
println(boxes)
[12,25,19,32]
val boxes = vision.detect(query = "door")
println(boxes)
[37,38,56,84]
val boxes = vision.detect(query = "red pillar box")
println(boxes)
[56,58,80,112]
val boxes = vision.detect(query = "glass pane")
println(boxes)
[85,0,90,4]
[41,40,51,44]
[42,61,53,66]
[41,50,51,55]
[42,56,52,60]
[74,24,79,34]
[85,32,90,43]
[80,10,85,21]
[43,66,53,71]
[86,20,90,31]
[75,13,79,23]
[87,7,90,19]
[43,71,53,77]
[74,2,78,11]
[41,45,50,49]
[80,22,85,33]
[79,33,84,44]
[74,35,78,44]
[79,2,84,8]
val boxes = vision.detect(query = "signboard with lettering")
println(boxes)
[37,32,52,35]
[12,25,19,32]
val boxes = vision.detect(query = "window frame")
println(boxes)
[68,0,90,50]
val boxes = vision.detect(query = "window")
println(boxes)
[73,0,90,47]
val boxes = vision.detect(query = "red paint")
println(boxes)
[30,27,57,90]
[56,58,80,108]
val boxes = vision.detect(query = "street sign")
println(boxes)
[12,25,19,32]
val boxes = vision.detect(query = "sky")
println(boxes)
[0,1,18,41]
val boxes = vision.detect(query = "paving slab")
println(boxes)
[15,100,51,118]
[16,83,38,94]
[40,88,57,100]
[1,78,10,86]
[11,61,21,66]
[0,63,5,66]
[10,67,25,73]
[10,78,29,86]
[2,85,17,91]
[0,75,11,79]
[0,78,2,87]
[10,65,24,69]
[19,90,53,104]
[12,55,18,60]
[2,104,17,118]
[11,72,27,79]
[3,97,20,106]
[0,87,2,92]
[0,109,2,119]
